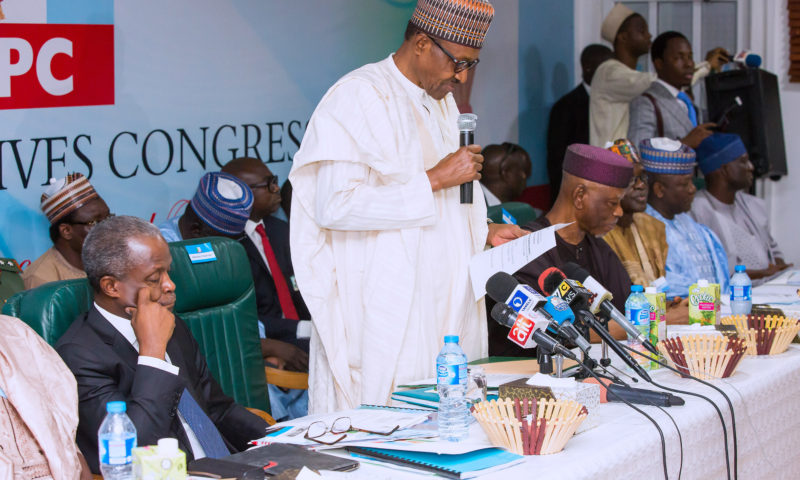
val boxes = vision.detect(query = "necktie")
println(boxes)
[177,388,230,458]
[676,91,698,127]
[255,223,299,320]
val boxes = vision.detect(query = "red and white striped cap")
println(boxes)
[40,173,100,223]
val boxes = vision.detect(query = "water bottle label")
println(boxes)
[437,363,466,386]
[730,285,752,302]
[100,435,136,465]
[627,308,649,326]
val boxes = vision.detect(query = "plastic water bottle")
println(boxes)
[730,265,753,315]
[437,335,469,442]
[98,401,137,479]
[625,285,652,370]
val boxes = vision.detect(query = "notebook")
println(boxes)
[196,443,359,477]
[346,446,524,479]
[391,387,500,410]
[391,387,439,409]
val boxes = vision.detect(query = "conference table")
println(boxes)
[299,345,800,480]
[282,272,800,479]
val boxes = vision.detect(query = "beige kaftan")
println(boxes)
[289,55,489,413]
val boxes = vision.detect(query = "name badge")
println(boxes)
[502,208,518,225]
[185,242,217,263]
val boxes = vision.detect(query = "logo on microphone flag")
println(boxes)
[508,313,536,348]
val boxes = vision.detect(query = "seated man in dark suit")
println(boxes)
[546,44,613,205]
[56,215,269,473]
[221,158,311,353]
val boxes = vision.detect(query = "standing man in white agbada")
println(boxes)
[289,0,526,413]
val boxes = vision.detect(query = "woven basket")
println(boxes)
[658,334,746,380]
[720,315,800,355]
[472,397,587,455]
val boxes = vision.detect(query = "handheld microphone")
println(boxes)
[562,262,658,355]
[486,272,590,353]
[733,50,762,68]
[714,95,743,131]
[583,377,684,407]
[457,113,477,204]
[490,303,550,349]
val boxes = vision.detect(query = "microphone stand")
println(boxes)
[554,354,564,377]
[537,348,553,375]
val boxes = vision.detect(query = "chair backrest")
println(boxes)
[167,237,270,413]
[487,201,539,226]
[0,258,26,309]
[2,279,93,345]
[2,237,270,413]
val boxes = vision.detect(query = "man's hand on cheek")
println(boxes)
[128,287,175,360]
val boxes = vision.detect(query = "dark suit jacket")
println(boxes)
[240,216,310,351]
[55,307,269,473]
[547,84,589,204]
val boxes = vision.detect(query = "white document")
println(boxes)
[470,222,571,300]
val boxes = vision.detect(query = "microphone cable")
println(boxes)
[591,362,684,480]
[621,344,736,480]
[578,361,669,480]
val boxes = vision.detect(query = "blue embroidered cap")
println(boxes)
[695,133,748,175]
[190,172,253,235]
[639,137,697,175]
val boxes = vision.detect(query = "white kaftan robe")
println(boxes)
[289,55,489,413]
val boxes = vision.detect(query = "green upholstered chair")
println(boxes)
[2,278,93,344]
[167,237,270,413]
[2,237,270,414]
[487,201,539,226]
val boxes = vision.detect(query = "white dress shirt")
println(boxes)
[94,303,206,458]
[655,78,689,115]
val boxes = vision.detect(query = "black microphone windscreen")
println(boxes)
[539,267,566,296]
[490,302,515,327]
[485,272,519,303]
[563,262,590,282]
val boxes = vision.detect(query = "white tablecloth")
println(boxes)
[313,346,800,479]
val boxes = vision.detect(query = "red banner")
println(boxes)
[0,23,114,110]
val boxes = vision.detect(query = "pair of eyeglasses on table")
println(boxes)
[302,416,400,446]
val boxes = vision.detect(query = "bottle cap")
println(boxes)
[444,335,459,344]
[106,401,126,413]
[735,265,746,272]
[697,279,709,287]
[631,285,644,292]
[158,438,179,455]
[645,286,657,294]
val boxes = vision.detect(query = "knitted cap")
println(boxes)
[639,138,697,175]
[695,133,748,175]
[601,3,636,43]
[605,139,641,164]
[410,0,494,49]
[190,172,253,236]
[563,143,633,188]
[40,173,100,224]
